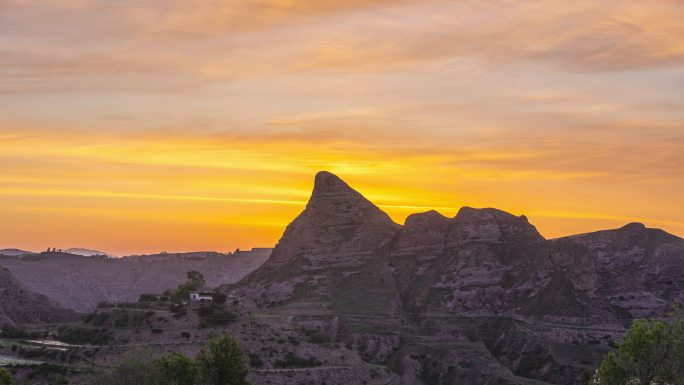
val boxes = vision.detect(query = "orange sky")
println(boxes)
[1,1,683,255]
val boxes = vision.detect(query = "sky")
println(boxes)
[1,0,683,256]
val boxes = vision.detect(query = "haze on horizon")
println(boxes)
[1,0,683,256]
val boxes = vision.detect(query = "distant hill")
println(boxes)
[66,247,115,257]
[0,267,78,325]
[0,248,31,257]
[0,248,271,313]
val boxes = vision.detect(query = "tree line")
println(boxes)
[0,334,251,385]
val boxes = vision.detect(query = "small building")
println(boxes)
[189,292,214,303]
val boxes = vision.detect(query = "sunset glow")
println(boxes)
[1,0,683,255]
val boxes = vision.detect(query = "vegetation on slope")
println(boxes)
[591,310,684,385]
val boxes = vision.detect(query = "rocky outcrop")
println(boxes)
[558,223,684,318]
[446,207,543,248]
[238,171,401,305]
[0,267,77,325]
[394,210,450,257]
[269,171,400,265]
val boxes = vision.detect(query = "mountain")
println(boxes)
[0,248,31,257]
[0,267,78,325]
[239,171,400,308]
[229,171,684,385]
[0,248,272,313]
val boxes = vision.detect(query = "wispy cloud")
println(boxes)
[1,1,683,253]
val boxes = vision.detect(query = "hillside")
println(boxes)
[0,249,271,313]
[230,171,684,385]
[0,267,77,325]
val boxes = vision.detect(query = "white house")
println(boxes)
[189,292,214,303]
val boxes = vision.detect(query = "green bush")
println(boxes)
[154,352,197,385]
[197,305,238,326]
[0,324,42,339]
[138,294,169,302]
[593,313,684,385]
[57,326,112,345]
[87,335,251,385]
[248,353,264,368]
[197,335,251,385]
[0,368,12,385]
[274,352,322,368]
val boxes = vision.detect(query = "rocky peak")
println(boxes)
[394,210,450,256]
[310,171,354,197]
[266,171,400,264]
[446,207,543,246]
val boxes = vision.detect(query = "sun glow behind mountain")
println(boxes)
[1,1,683,255]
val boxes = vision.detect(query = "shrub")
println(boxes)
[196,335,251,385]
[0,368,12,385]
[196,305,238,326]
[274,352,322,368]
[248,353,264,368]
[593,313,684,385]
[0,324,36,338]
[212,293,227,304]
[57,326,112,345]
[138,294,169,302]
[154,352,198,385]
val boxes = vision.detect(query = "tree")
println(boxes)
[155,352,198,385]
[197,334,251,385]
[212,292,227,304]
[186,271,205,285]
[89,348,159,385]
[170,271,206,303]
[592,314,684,385]
[0,368,12,385]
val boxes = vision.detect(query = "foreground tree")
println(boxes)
[87,348,159,385]
[0,368,12,385]
[155,352,198,385]
[85,335,250,385]
[593,314,684,385]
[197,334,251,385]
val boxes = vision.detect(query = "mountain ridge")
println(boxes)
[0,267,78,325]
[228,171,684,385]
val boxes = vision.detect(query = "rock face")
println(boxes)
[232,171,684,385]
[0,267,77,325]
[269,171,399,265]
[0,248,271,313]
[239,171,400,306]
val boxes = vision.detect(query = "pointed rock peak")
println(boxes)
[265,171,399,261]
[313,171,349,195]
[306,171,392,224]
